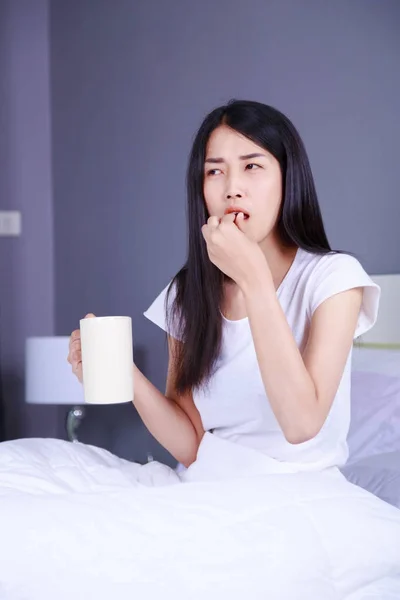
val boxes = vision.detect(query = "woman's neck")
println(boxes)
[258,233,298,291]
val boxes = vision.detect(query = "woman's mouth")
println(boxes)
[225,208,250,220]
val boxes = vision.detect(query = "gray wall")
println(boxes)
[50,0,400,463]
[0,0,57,440]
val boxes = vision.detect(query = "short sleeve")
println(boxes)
[143,280,182,340]
[308,253,380,339]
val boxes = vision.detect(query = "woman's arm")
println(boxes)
[133,335,204,467]
[241,274,362,445]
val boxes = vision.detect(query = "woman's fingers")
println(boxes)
[71,348,81,363]
[68,327,81,364]
[207,215,220,229]
[68,315,95,378]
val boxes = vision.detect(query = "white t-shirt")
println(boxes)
[144,249,380,470]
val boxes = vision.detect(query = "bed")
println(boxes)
[0,277,399,599]
[342,274,400,510]
[342,450,400,508]
[1,434,400,600]
[341,356,400,508]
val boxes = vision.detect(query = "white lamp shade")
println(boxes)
[25,336,84,405]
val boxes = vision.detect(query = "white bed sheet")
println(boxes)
[0,436,399,600]
[342,451,400,509]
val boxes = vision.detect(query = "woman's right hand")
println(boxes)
[67,313,95,383]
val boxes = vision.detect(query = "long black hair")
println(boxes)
[167,100,332,394]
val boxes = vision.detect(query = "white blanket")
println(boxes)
[0,433,399,600]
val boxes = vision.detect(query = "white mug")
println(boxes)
[80,316,134,405]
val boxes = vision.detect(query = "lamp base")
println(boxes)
[66,406,85,442]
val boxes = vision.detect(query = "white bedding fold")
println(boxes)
[0,436,399,600]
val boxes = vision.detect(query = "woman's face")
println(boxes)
[203,125,283,243]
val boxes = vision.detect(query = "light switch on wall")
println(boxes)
[0,211,22,236]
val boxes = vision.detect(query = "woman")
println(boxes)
[68,99,379,475]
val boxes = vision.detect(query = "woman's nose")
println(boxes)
[225,171,244,200]
[226,190,243,200]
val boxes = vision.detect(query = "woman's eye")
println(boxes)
[246,163,261,171]
[207,169,221,176]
